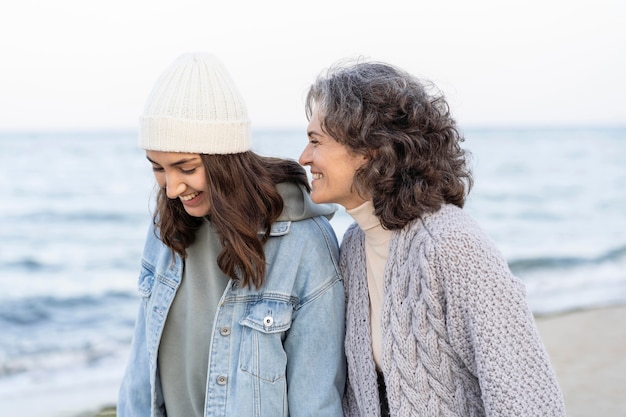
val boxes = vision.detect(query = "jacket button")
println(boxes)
[220,327,231,336]
[217,375,228,385]
[263,316,274,327]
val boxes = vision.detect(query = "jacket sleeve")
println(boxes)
[436,226,567,416]
[117,300,152,417]
[282,256,347,416]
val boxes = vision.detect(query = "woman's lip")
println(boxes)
[180,191,202,205]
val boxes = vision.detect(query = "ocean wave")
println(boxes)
[0,338,128,379]
[1,255,139,274]
[2,258,63,272]
[0,292,137,377]
[509,244,626,273]
[7,211,145,224]
[0,292,136,326]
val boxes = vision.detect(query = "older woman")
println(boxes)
[299,60,566,417]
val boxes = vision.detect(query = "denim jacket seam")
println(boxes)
[156,273,179,290]
[296,274,343,310]
[222,292,299,305]
[310,216,341,273]
[140,258,156,274]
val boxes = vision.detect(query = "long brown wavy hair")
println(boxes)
[153,152,309,288]
[306,60,473,230]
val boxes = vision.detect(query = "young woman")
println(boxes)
[299,60,566,416]
[117,53,346,417]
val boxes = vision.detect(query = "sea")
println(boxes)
[1,127,625,414]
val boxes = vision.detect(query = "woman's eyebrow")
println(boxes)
[145,156,200,167]
[307,129,322,139]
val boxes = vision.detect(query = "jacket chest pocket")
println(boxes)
[238,299,293,382]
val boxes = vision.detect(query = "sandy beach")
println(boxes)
[536,303,626,417]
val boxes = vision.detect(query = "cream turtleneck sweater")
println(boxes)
[346,201,392,369]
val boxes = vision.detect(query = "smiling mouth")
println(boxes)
[312,173,323,180]
[180,192,199,201]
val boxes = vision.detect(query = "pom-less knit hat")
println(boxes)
[140,52,251,154]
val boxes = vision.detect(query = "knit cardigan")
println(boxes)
[340,204,566,417]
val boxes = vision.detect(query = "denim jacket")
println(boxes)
[118,191,346,417]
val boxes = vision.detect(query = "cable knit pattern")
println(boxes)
[341,204,566,417]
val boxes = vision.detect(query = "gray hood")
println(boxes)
[276,182,337,222]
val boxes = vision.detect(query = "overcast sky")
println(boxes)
[1,0,624,131]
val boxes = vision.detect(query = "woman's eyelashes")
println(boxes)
[150,165,196,174]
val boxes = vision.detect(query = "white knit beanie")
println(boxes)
[140,52,251,154]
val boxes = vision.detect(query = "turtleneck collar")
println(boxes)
[346,201,392,245]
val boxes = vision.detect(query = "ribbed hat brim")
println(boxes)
[140,116,251,154]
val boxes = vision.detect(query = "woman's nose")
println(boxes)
[165,175,186,199]
[299,144,312,166]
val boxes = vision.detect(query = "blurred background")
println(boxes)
[1,1,624,416]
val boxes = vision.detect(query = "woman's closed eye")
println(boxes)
[150,165,196,174]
